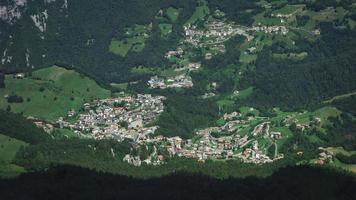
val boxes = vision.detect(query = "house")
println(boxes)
[157,155,164,161]
[14,73,25,79]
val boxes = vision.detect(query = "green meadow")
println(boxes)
[0,66,110,122]
[166,7,180,22]
[159,23,173,36]
[0,134,28,177]
[185,0,209,26]
[109,24,151,57]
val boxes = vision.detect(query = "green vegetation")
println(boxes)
[272,52,308,60]
[0,66,110,121]
[109,24,151,57]
[159,24,173,36]
[0,134,28,163]
[217,99,235,110]
[166,7,180,22]
[156,94,218,139]
[0,110,44,177]
[235,87,254,99]
[207,0,262,26]
[0,134,28,177]
[240,23,356,110]
[131,66,156,75]
[52,128,80,139]
[272,4,305,15]
[324,92,356,104]
[110,82,129,91]
[185,0,210,26]
[109,39,133,57]
[1,0,356,179]
[253,12,282,26]
[131,66,185,77]
[0,110,50,144]
[14,137,290,178]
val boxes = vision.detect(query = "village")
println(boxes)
[165,112,285,164]
[166,10,291,63]
[146,9,295,90]
[148,74,193,89]
[23,8,331,167]
[119,110,287,166]
[57,94,166,142]
[165,13,254,63]
[31,91,286,166]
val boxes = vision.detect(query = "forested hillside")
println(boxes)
[0,110,49,144]
[0,0,196,83]
[241,23,356,110]
[2,0,355,111]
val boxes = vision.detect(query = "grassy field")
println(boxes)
[131,66,185,77]
[109,39,132,57]
[272,4,305,15]
[131,66,156,75]
[110,82,129,91]
[235,87,253,99]
[273,52,308,60]
[0,134,28,177]
[239,106,260,117]
[185,0,209,26]
[253,12,282,26]
[332,158,356,173]
[239,53,257,64]
[109,37,146,57]
[166,7,180,22]
[324,147,356,173]
[0,66,110,122]
[109,24,150,57]
[0,134,28,163]
[323,91,356,103]
[302,6,348,30]
[348,19,356,29]
[52,128,81,139]
[159,23,173,36]
[326,147,356,157]
[217,99,235,110]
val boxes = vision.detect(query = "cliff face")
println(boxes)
[0,0,66,73]
[0,0,27,24]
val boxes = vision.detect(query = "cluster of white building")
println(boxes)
[148,75,193,89]
[162,111,284,164]
[249,25,289,35]
[57,94,166,142]
[183,18,253,55]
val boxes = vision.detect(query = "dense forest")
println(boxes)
[240,23,356,110]
[0,110,50,144]
[0,73,4,88]
[156,93,218,139]
[0,165,355,200]
[319,95,356,151]
[207,0,262,26]
[332,95,356,117]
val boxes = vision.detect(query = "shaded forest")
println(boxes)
[0,110,50,144]
[0,165,355,200]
